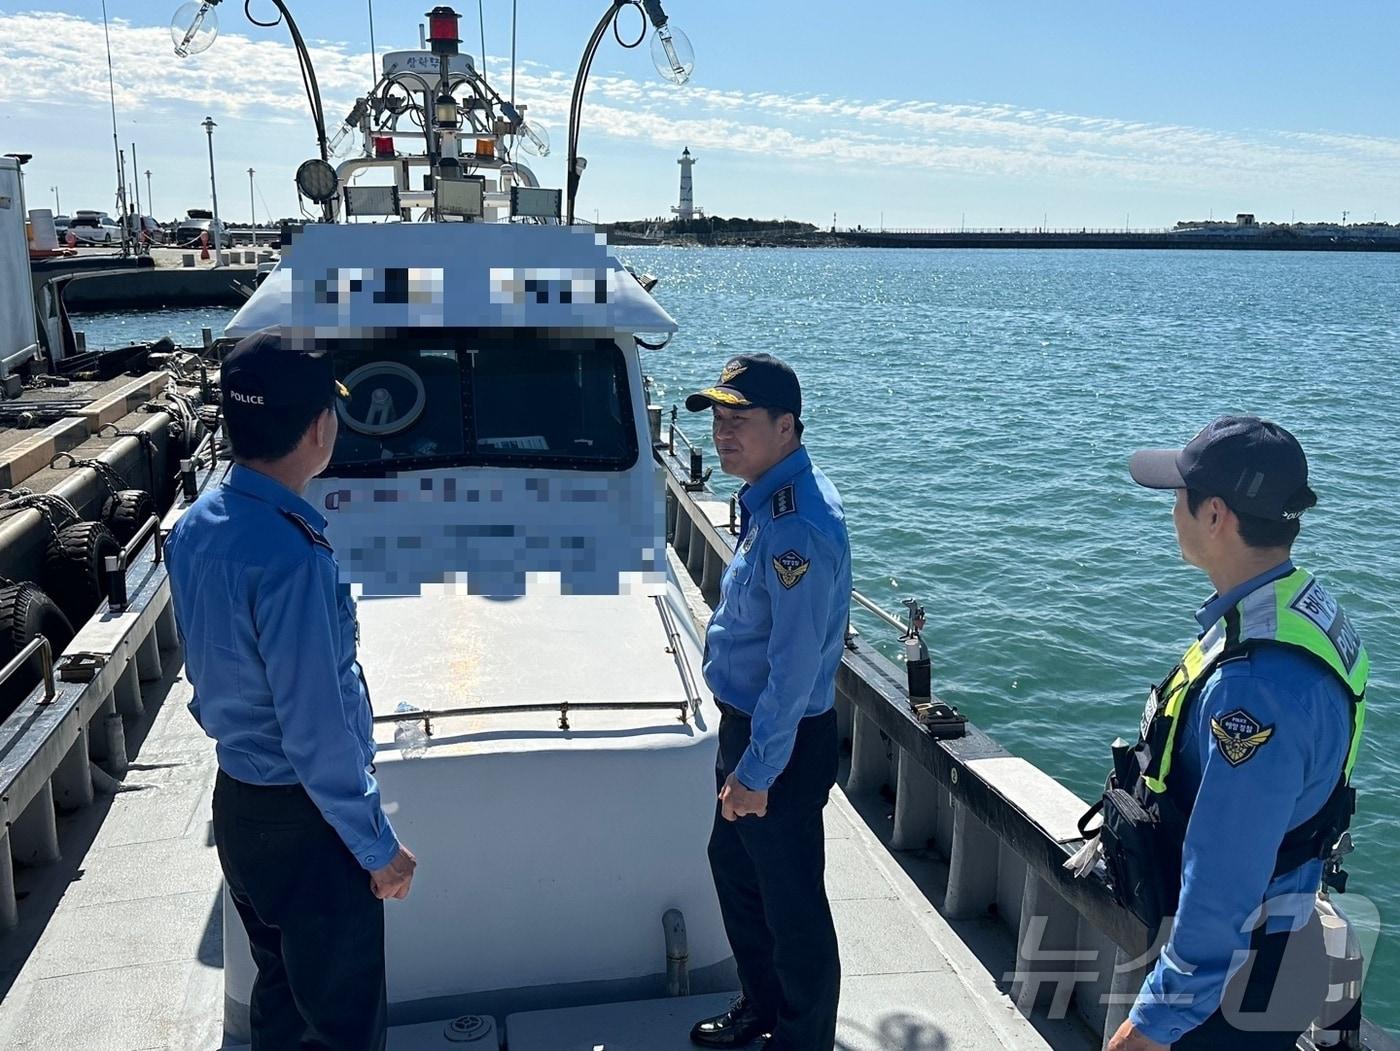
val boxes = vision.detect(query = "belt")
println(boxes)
[716,700,749,719]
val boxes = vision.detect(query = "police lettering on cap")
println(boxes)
[685,353,802,419]
[221,328,347,419]
[1129,414,1315,521]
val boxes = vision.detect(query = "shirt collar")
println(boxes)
[738,446,811,516]
[1195,558,1295,632]
[225,464,327,531]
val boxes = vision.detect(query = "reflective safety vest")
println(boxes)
[1139,567,1367,801]
[1087,568,1367,928]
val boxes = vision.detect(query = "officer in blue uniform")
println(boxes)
[1103,416,1367,1051]
[684,355,852,1051]
[166,329,417,1051]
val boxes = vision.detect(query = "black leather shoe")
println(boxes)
[689,996,771,1048]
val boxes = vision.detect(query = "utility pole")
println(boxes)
[248,167,256,247]
[202,116,225,266]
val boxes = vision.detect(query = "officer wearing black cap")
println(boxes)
[1090,415,1368,1051]
[166,328,417,1051]
[683,354,852,1051]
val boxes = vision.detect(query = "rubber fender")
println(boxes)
[44,520,120,627]
[0,583,74,718]
[102,489,156,546]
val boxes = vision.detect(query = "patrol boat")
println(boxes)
[0,3,1395,1050]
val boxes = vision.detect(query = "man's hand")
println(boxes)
[719,772,769,821]
[370,844,417,900]
[1106,1020,1169,1051]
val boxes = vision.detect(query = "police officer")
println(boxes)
[1104,415,1367,1051]
[166,329,417,1051]
[684,354,852,1051]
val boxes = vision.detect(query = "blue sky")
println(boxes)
[4,2,1400,228]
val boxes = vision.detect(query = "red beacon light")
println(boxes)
[372,135,396,159]
[426,7,461,56]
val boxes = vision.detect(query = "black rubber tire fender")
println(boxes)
[44,520,120,627]
[0,583,74,718]
[102,489,156,546]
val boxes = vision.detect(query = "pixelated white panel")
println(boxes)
[225,223,676,337]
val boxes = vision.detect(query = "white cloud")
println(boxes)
[2,9,1397,217]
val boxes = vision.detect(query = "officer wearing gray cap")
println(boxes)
[1092,415,1368,1051]
[166,329,416,1051]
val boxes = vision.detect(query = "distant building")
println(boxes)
[672,147,697,221]
[1236,213,1256,226]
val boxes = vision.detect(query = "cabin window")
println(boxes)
[327,330,637,474]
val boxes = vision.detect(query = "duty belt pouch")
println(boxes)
[1092,786,1181,931]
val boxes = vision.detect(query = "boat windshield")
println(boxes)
[326,330,637,475]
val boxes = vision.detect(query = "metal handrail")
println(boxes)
[850,589,911,635]
[104,514,164,613]
[0,636,55,705]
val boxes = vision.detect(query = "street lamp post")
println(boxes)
[50,185,60,214]
[145,170,153,219]
[248,167,256,247]
[201,116,225,266]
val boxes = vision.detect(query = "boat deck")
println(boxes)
[0,656,1095,1051]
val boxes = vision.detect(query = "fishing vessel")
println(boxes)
[0,3,1394,1049]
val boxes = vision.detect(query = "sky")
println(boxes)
[4,1,1400,229]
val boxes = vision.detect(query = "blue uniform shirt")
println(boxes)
[166,464,400,872]
[702,446,852,791]
[1129,559,1353,1045]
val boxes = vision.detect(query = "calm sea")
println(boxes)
[75,246,1400,1031]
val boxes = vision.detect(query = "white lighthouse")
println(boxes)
[672,147,696,221]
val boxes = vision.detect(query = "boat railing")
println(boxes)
[654,413,1398,1051]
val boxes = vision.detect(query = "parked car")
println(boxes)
[67,214,123,244]
[175,210,229,248]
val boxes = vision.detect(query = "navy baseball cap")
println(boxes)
[1129,415,1315,520]
[685,353,802,418]
[221,328,348,421]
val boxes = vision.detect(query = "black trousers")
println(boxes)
[1174,912,1328,1051]
[708,706,841,1051]
[212,770,388,1051]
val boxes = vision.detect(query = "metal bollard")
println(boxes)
[663,909,690,997]
[181,458,198,501]
[104,555,127,612]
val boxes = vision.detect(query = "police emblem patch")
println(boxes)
[772,549,810,589]
[719,359,747,384]
[1209,708,1274,767]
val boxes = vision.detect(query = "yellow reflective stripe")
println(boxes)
[1344,699,1366,781]
[1145,629,1225,795]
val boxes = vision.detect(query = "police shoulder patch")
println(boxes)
[1209,708,1275,767]
[771,484,796,519]
[281,510,334,553]
[772,549,810,589]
